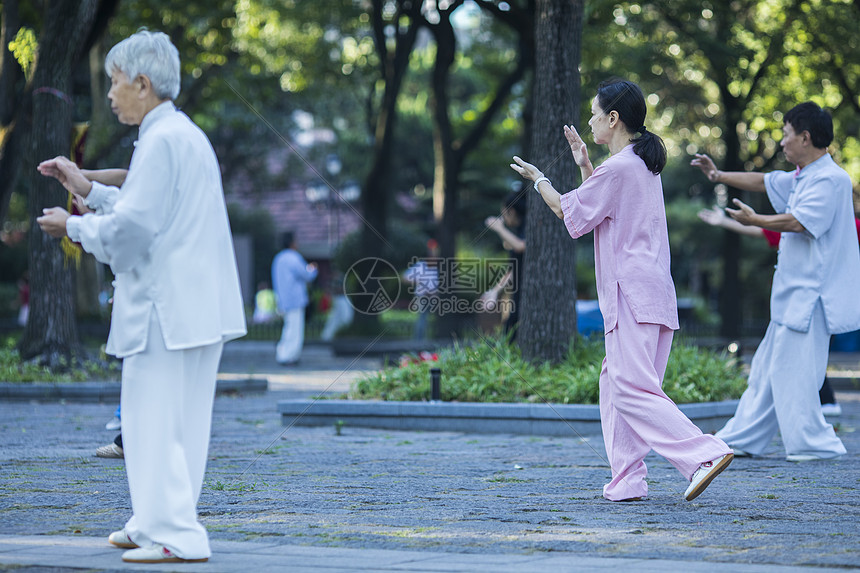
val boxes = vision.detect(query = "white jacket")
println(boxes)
[67,102,246,358]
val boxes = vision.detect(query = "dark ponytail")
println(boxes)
[596,79,667,174]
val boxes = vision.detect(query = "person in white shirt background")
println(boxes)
[321,275,355,342]
[37,30,246,563]
[691,101,860,462]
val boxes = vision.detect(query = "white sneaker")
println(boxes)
[108,530,138,549]
[684,453,733,501]
[122,544,208,563]
[731,448,752,457]
[786,454,824,462]
[820,403,842,417]
[105,416,121,431]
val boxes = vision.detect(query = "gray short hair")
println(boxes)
[105,30,180,100]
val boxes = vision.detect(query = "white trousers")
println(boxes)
[276,308,305,363]
[121,314,223,559]
[321,296,354,341]
[716,301,845,458]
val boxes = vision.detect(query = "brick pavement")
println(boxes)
[0,341,858,571]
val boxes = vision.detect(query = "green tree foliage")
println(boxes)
[0,0,117,365]
[579,0,860,336]
[90,1,294,181]
[4,0,856,362]
[518,0,581,363]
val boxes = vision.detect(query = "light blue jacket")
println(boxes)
[765,153,860,334]
[272,249,318,311]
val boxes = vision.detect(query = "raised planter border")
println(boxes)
[278,399,740,437]
[0,378,268,402]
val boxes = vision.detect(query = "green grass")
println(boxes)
[208,480,259,492]
[349,334,746,405]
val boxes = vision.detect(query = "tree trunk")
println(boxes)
[519,0,582,364]
[427,6,459,338]
[0,0,25,225]
[718,95,744,339]
[362,0,421,255]
[0,0,22,125]
[18,0,104,364]
[347,0,421,333]
[76,252,102,320]
[427,2,533,339]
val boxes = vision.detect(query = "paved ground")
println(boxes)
[0,341,859,571]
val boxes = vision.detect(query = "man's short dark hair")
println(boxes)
[784,102,833,149]
[281,231,295,250]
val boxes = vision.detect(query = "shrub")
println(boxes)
[0,336,120,383]
[350,334,746,404]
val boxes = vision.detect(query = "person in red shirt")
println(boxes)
[16,272,29,327]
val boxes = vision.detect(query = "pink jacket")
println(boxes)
[560,144,679,332]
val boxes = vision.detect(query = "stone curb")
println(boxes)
[278,399,740,437]
[0,377,268,402]
[829,374,860,391]
[0,534,838,573]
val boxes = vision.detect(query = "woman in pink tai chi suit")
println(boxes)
[511,79,733,501]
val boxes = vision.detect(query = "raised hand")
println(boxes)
[697,205,729,227]
[564,125,590,168]
[71,194,93,215]
[37,156,93,198]
[484,215,504,232]
[690,153,721,182]
[725,198,757,226]
[510,156,543,182]
[36,207,71,238]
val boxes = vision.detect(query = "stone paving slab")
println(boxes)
[1,342,859,571]
[1,391,859,570]
[0,534,855,572]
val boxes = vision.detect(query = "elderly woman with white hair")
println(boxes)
[37,30,246,563]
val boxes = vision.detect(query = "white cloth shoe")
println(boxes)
[820,403,842,417]
[108,530,137,549]
[95,443,124,459]
[122,544,208,563]
[786,454,828,462]
[105,416,122,431]
[684,453,733,501]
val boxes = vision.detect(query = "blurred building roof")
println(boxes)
[229,184,361,259]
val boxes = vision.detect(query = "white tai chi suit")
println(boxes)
[66,102,246,559]
[560,145,731,501]
[716,153,860,458]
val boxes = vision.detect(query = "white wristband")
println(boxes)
[533,176,550,192]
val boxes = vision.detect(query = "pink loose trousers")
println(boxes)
[600,292,732,501]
